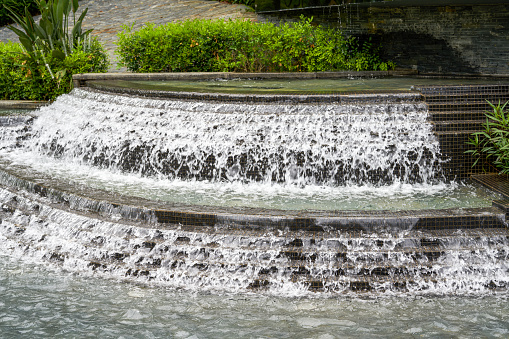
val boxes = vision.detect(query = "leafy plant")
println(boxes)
[0,40,109,101]
[0,0,108,101]
[466,101,509,173]
[116,16,395,73]
[4,0,93,77]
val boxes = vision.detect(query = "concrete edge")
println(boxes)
[72,70,509,88]
[0,159,506,232]
[72,70,418,87]
[0,100,48,110]
[82,84,424,104]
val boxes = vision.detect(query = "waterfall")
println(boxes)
[24,88,443,186]
[0,86,506,295]
[1,185,508,295]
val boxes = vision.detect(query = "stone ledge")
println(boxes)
[0,100,48,110]
[84,85,423,104]
[72,70,419,87]
[0,160,506,233]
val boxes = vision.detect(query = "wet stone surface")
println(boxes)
[0,159,506,234]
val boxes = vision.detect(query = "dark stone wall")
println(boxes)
[259,4,509,75]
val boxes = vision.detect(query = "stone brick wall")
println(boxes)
[260,4,509,75]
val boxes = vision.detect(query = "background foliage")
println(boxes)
[0,40,108,100]
[0,0,39,27]
[116,17,394,73]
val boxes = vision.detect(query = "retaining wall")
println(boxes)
[257,2,509,75]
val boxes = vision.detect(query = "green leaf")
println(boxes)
[71,20,83,39]
[55,68,67,79]
[19,36,35,53]
[76,7,89,26]
[52,49,66,60]
[72,0,79,13]
[63,0,72,16]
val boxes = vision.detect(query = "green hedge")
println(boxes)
[0,0,39,27]
[0,40,109,100]
[116,17,394,73]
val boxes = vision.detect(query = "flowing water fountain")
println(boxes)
[1,73,509,295]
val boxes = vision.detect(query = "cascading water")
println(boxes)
[0,87,507,295]
[25,89,443,186]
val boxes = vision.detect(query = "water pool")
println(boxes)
[88,77,509,94]
[1,255,508,338]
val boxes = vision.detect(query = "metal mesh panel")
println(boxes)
[417,84,509,179]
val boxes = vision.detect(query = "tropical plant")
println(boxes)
[0,40,109,101]
[4,0,93,77]
[0,0,108,101]
[466,101,509,173]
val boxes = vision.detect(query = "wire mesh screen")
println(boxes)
[416,84,509,179]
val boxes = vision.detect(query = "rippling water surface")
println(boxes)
[1,255,508,338]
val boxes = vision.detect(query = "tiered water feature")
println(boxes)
[1,73,509,297]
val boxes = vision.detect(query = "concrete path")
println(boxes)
[0,0,262,71]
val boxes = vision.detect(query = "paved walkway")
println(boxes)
[0,0,262,71]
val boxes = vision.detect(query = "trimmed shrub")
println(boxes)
[0,0,39,27]
[0,40,109,100]
[116,17,395,73]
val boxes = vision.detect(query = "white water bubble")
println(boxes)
[404,327,423,334]
[122,309,146,320]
